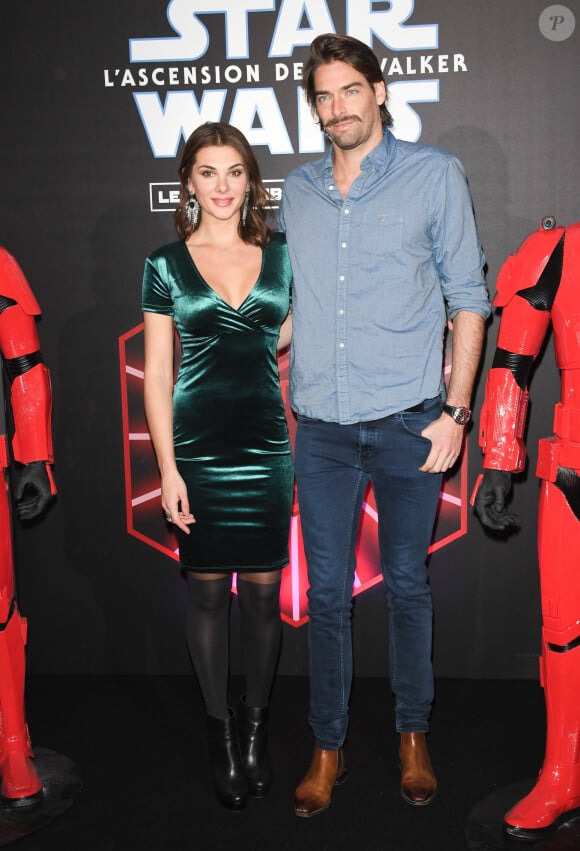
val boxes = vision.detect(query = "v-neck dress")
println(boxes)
[142,231,294,572]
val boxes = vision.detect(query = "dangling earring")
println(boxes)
[241,187,250,228]
[185,191,200,229]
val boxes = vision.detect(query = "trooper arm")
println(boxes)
[13,460,55,521]
[472,302,548,530]
[472,469,517,530]
[0,249,56,520]
[473,222,563,529]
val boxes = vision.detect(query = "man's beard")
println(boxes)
[324,116,365,150]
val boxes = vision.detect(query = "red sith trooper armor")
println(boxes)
[474,219,580,839]
[0,247,55,807]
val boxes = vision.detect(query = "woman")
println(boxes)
[142,122,293,810]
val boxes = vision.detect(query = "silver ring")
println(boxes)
[164,513,172,522]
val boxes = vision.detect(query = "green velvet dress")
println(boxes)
[142,232,294,572]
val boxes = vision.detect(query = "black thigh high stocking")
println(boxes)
[185,572,232,719]
[236,573,282,708]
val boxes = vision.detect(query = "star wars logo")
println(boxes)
[104,0,470,158]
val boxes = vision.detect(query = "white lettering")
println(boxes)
[388,58,404,76]
[297,86,324,154]
[276,63,290,81]
[130,0,276,62]
[388,79,439,142]
[133,90,227,157]
[129,0,439,62]
[157,189,182,205]
[224,65,242,84]
[379,53,466,77]
[267,186,283,202]
[275,62,304,81]
[135,87,299,157]
[121,69,137,86]
[270,0,335,57]
[229,88,294,154]
[347,0,438,51]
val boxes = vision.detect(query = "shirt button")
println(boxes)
[339,342,345,348]
[344,209,350,215]
[328,185,334,191]
[339,275,345,281]
[338,309,344,315]
[341,242,347,248]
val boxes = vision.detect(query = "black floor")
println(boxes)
[1,675,578,850]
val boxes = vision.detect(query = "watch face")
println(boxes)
[444,404,471,424]
[455,409,471,425]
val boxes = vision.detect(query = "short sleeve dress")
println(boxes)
[142,231,294,573]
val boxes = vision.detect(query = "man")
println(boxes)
[278,34,491,817]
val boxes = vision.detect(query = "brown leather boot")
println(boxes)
[399,732,437,806]
[294,745,348,817]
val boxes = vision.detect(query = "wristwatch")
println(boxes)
[441,403,472,425]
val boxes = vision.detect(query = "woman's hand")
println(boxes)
[161,469,196,533]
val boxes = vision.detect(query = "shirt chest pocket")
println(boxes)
[357,212,403,259]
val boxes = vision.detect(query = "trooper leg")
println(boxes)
[504,475,580,837]
[504,638,580,837]
[0,606,42,806]
[0,460,41,808]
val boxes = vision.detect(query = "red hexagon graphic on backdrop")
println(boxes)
[120,323,467,627]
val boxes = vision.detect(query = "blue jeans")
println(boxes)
[294,397,443,749]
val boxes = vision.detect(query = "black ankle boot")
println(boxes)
[206,709,248,810]
[238,696,271,796]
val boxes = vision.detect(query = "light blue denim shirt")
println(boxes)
[278,129,491,425]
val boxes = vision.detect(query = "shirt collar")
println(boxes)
[321,128,397,180]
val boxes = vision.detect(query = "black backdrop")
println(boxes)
[0,1,578,678]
